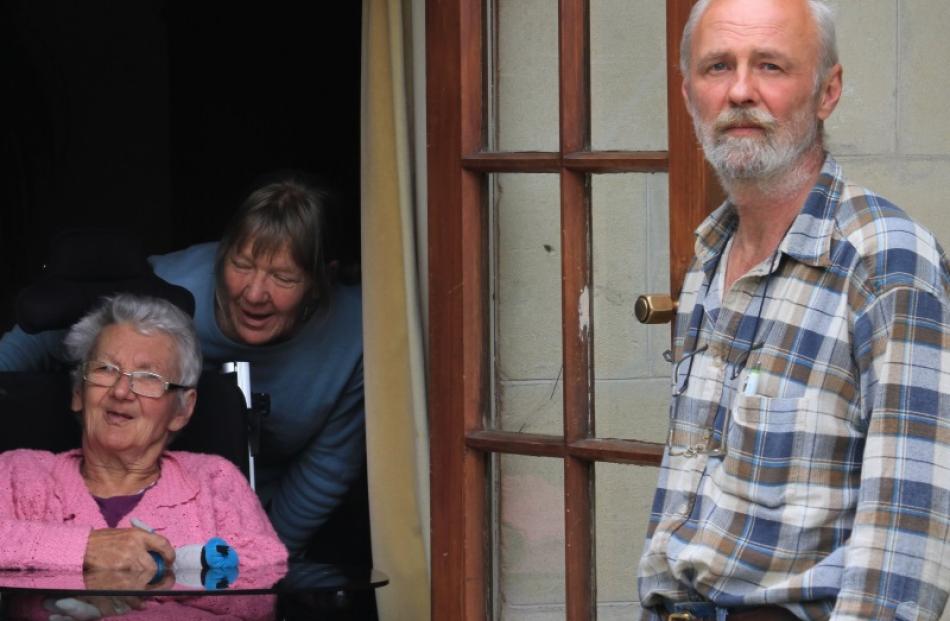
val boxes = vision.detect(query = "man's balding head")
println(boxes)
[680,0,838,94]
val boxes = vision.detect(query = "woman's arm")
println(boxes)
[0,325,68,371]
[203,456,288,568]
[0,451,90,570]
[266,359,365,556]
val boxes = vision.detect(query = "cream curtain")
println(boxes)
[360,0,430,619]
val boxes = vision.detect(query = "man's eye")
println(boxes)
[230,258,253,271]
[709,62,729,72]
[761,62,782,72]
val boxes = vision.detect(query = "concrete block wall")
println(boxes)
[489,1,950,619]
[828,0,950,245]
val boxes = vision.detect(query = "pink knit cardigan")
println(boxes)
[0,449,288,620]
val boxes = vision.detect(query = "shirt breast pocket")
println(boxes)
[716,394,859,512]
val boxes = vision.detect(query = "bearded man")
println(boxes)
[637,1,950,620]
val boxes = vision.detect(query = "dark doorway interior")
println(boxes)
[1,0,362,330]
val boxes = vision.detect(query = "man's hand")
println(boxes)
[83,528,175,572]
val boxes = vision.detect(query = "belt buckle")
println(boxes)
[668,613,697,621]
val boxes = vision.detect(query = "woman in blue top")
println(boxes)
[0,173,365,560]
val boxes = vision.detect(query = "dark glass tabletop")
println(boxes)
[0,562,387,597]
[0,563,386,620]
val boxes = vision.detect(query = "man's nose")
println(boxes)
[727,66,758,106]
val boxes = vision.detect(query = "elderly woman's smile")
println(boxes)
[104,409,134,423]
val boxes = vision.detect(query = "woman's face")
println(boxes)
[219,241,311,345]
[73,323,195,457]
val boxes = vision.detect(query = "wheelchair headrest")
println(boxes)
[15,228,195,334]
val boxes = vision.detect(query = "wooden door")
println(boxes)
[427,1,721,618]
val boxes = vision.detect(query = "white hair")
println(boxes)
[64,294,202,398]
[679,0,839,92]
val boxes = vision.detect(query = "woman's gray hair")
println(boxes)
[214,172,336,320]
[64,294,202,396]
[679,0,839,93]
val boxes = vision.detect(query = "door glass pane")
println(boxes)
[490,0,559,152]
[590,0,668,150]
[491,173,563,434]
[595,461,660,619]
[495,454,566,621]
[591,173,670,441]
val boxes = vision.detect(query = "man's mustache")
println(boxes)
[713,108,778,134]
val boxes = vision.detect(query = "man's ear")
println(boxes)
[681,78,690,108]
[817,64,843,121]
[168,388,197,433]
[71,387,82,413]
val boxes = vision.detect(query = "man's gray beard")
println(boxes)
[690,103,820,189]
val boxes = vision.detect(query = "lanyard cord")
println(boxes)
[666,219,796,457]
[728,246,781,379]
[677,232,785,386]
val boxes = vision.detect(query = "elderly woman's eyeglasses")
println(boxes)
[82,361,190,398]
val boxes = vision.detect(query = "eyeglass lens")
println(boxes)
[83,362,168,398]
[667,394,727,457]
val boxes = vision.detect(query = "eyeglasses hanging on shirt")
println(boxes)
[664,243,782,458]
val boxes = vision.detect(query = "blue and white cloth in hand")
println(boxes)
[173,536,240,590]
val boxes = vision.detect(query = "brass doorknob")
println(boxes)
[635,294,677,324]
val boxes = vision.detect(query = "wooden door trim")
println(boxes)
[461,151,669,173]
[466,430,665,466]
[427,0,487,618]
[666,0,724,297]
[558,0,595,617]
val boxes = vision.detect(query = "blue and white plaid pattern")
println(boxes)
[638,156,950,621]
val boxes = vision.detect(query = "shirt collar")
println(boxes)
[694,154,844,276]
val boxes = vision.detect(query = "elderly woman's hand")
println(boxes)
[83,527,176,572]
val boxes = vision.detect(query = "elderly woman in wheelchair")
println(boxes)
[0,294,286,620]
